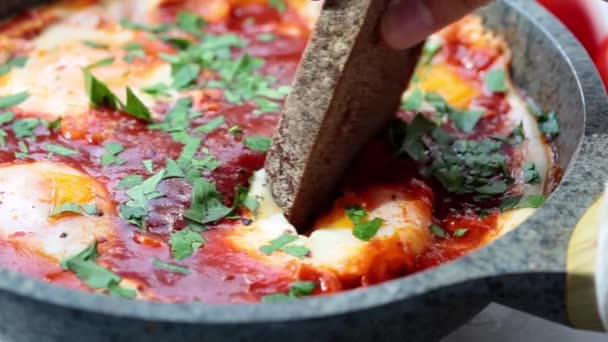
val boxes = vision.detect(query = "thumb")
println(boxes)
[381,0,491,50]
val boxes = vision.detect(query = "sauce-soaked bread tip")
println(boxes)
[265,0,422,228]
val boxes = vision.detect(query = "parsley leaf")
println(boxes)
[120,18,170,33]
[83,69,121,110]
[82,40,109,49]
[420,40,442,65]
[45,143,79,156]
[268,0,287,12]
[485,69,508,93]
[345,205,384,241]
[152,257,191,274]
[61,242,136,298]
[401,88,424,111]
[522,162,540,184]
[243,136,272,152]
[256,33,276,42]
[164,158,185,179]
[172,63,201,89]
[261,281,316,302]
[195,115,224,134]
[117,175,143,189]
[142,159,154,173]
[453,228,469,237]
[429,224,448,238]
[500,194,545,212]
[0,56,27,76]
[124,87,152,121]
[120,169,166,230]
[183,178,232,225]
[537,111,559,138]
[14,140,32,159]
[12,118,40,138]
[449,109,484,132]
[176,11,206,36]
[0,91,29,109]
[281,245,310,259]
[86,57,115,69]
[259,234,298,255]
[100,142,126,166]
[169,227,205,260]
[50,202,99,217]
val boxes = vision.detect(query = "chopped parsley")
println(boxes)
[449,109,484,132]
[243,136,272,152]
[84,69,120,110]
[522,162,540,184]
[256,33,276,42]
[268,0,287,12]
[232,186,259,215]
[261,281,316,303]
[228,125,243,135]
[164,158,185,179]
[259,234,309,258]
[120,169,166,230]
[124,87,152,121]
[500,194,545,212]
[172,63,201,89]
[86,57,115,69]
[82,40,109,49]
[117,175,144,189]
[453,228,469,237]
[120,18,170,33]
[45,143,79,157]
[50,202,99,217]
[429,224,448,238]
[420,40,442,65]
[100,142,126,166]
[176,11,206,37]
[142,159,154,173]
[345,205,384,241]
[152,257,191,274]
[0,91,29,110]
[169,227,205,260]
[401,88,424,111]
[14,141,32,159]
[12,118,40,138]
[485,69,508,93]
[0,56,27,76]
[183,177,232,225]
[195,115,224,134]
[61,241,136,298]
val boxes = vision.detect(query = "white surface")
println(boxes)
[443,303,606,342]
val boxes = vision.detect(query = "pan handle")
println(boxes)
[565,188,608,331]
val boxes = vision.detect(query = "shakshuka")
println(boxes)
[0,0,559,303]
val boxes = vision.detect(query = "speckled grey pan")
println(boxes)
[0,0,606,341]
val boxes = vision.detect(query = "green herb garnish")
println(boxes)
[152,257,191,274]
[169,227,205,260]
[345,205,384,241]
[61,241,136,298]
[243,136,272,152]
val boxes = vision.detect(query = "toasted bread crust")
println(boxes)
[266,0,421,228]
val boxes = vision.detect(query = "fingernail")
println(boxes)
[381,0,435,50]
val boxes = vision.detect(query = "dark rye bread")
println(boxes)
[265,0,422,228]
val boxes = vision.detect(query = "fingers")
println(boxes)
[381,0,491,50]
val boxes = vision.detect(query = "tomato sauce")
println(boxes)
[0,2,553,302]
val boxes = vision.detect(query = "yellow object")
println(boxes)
[566,197,604,331]
[416,63,479,109]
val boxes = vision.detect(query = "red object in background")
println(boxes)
[595,38,608,89]
[537,0,600,56]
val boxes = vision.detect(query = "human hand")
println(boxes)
[381,0,491,49]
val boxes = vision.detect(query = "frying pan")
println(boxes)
[0,0,606,341]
